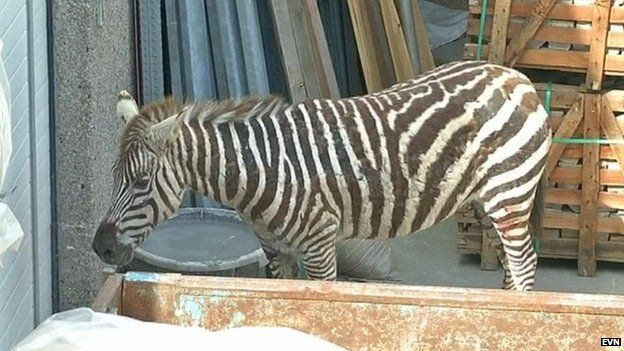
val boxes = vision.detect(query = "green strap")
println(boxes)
[477,0,489,60]
[533,236,541,254]
[544,81,552,114]
[552,138,624,144]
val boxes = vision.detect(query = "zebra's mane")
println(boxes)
[119,94,287,154]
[119,96,184,153]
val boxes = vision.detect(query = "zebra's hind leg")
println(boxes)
[299,216,340,280]
[301,244,338,280]
[260,243,298,279]
[484,202,538,291]
[495,244,516,290]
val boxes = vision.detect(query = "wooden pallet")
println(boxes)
[460,0,624,276]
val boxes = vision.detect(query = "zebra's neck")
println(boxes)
[169,98,289,215]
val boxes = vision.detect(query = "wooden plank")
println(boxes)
[605,54,624,76]
[468,17,624,48]
[411,0,435,72]
[540,237,624,262]
[286,0,342,99]
[468,18,593,46]
[459,231,624,262]
[545,210,624,235]
[269,0,307,102]
[611,6,624,24]
[546,188,624,210]
[545,95,584,178]
[469,6,624,33]
[534,83,579,109]
[302,0,341,99]
[379,0,414,81]
[549,115,624,136]
[605,89,624,112]
[579,93,601,276]
[585,0,612,90]
[347,0,385,92]
[468,2,594,22]
[608,31,624,48]
[92,274,123,314]
[287,0,322,99]
[534,87,624,113]
[120,273,624,351]
[504,0,557,66]
[522,51,581,73]
[561,145,614,159]
[366,0,397,87]
[600,95,624,178]
[465,44,589,72]
[488,0,512,64]
[550,167,624,186]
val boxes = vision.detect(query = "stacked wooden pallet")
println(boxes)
[459,0,624,276]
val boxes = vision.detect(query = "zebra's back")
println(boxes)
[281,60,550,240]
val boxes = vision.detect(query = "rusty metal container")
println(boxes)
[93,272,624,351]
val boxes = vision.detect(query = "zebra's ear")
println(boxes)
[116,90,139,124]
[146,107,187,152]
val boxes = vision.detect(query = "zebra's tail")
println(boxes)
[530,172,547,253]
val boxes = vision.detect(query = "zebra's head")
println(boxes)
[92,91,187,266]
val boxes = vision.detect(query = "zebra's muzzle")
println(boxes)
[92,221,135,266]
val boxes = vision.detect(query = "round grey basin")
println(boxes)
[120,208,269,278]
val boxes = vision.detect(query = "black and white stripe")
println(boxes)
[95,60,551,291]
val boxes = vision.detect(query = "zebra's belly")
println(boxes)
[332,166,476,240]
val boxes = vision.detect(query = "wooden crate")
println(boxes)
[465,0,624,84]
[459,0,624,276]
[93,272,624,351]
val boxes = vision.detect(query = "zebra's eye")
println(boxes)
[134,177,150,188]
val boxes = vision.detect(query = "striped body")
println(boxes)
[94,60,551,290]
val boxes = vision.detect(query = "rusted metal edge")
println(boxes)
[122,272,624,317]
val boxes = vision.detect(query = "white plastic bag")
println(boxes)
[0,38,24,267]
[336,238,400,282]
[0,203,24,268]
[0,38,11,187]
[12,308,347,351]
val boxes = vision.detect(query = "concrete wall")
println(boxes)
[53,0,136,310]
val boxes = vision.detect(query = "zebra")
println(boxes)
[93,60,551,291]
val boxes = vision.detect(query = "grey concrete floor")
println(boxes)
[389,218,624,295]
